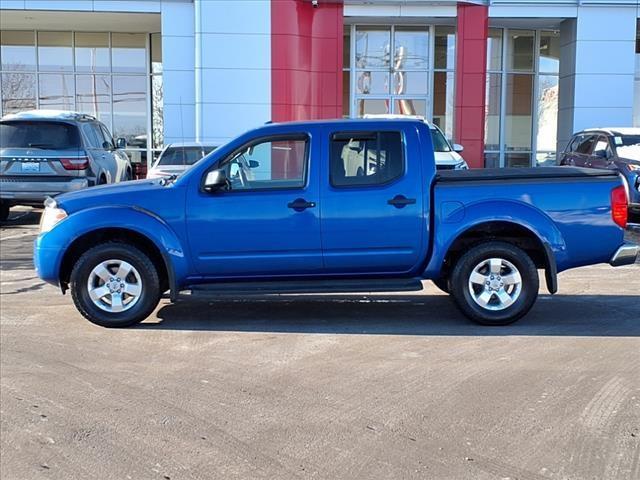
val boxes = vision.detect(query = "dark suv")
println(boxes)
[0,110,132,221]
[560,128,640,224]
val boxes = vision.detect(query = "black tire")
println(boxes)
[450,241,539,326]
[432,277,450,294]
[0,202,9,222]
[70,242,161,328]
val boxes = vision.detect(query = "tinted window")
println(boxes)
[430,127,451,153]
[81,122,100,148]
[593,136,612,158]
[613,135,640,161]
[99,124,114,148]
[0,121,80,149]
[330,131,404,187]
[159,147,207,166]
[575,135,596,154]
[218,137,308,191]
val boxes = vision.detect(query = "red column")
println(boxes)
[454,3,488,169]
[271,0,343,122]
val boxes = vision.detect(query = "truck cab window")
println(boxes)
[330,131,404,187]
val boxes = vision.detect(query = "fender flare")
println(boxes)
[48,205,189,300]
[425,200,567,294]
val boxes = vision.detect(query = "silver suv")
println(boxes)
[0,110,132,221]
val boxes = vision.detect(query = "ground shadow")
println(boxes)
[139,294,640,337]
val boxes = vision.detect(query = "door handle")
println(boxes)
[287,198,316,212]
[387,195,416,208]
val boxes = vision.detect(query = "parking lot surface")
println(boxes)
[1,208,639,480]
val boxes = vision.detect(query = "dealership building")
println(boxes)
[1,0,639,168]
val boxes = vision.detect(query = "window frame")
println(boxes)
[329,130,406,189]
[201,133,311,194]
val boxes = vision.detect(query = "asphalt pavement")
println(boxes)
[1,208,639,480]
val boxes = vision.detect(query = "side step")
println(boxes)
[185,278,424,298]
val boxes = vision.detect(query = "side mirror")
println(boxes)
[452,143,464,153]
[115,137,127,149]
[248,159,260,169]
[203,169,229,193]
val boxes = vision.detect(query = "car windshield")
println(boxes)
[430,128,451,153]
[0,121,81,149]
[157,146,215,166]
[614,135,640,161]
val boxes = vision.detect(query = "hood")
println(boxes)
[434,150,464,165]
[54,178,170,213]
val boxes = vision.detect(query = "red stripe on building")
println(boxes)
[271,0,344,122]
[454,3,489,169]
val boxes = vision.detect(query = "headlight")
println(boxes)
[627,164,640,172]
[454,160,469,170]
[40,198,67,233]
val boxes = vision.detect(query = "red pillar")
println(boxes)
[454,3,488,168]
[271,0,344,122]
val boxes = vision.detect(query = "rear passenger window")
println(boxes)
[330,131,404,187]
[81,123,101,149]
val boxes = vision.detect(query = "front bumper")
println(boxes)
[609,243,639,267]
[0,177,88,205]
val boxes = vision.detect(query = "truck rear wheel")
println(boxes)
[70,242,161,328]
[450,241,539,326]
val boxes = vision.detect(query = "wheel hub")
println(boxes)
[468,258,522,311]
[87,260,142,313]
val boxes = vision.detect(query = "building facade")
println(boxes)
[1,0,639,168]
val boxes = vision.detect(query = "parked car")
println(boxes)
[364,114,468,170]
[147,142,217,179]
[0,110,132,221]
[34,119,637,328]
[560,128,640,223]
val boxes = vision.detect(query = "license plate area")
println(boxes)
[21,162,40,172]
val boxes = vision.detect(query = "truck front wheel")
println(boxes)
[70,242,161,328]
[450,241,539,326]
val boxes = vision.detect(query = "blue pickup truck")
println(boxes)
[34,119,638,328]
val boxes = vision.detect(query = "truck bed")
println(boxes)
[436,166,618,183]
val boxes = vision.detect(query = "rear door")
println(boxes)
[0,121,83,179]
[320,128,425,274]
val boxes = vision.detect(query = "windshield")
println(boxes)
[613,135,640,161]
[157,146,215,166]
[0,121,81,149]
[430,128,451,153]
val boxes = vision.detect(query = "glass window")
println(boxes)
[112,33,146,74]
[355,26,391,69]
[504,73,533,151]
[158,146,207,166]
[220,137,308,191]
[0,121,80,149]
[75,32,110,73]
[343,26,351,69]
[484,152,500,168]
[433,71,455,139]
[1,31,36,71]
[151,74,164,149]
[487,28,503,71]
[614,134,640,160]
[356,71,389,95]
[434,26,456,70]
[539,31,560,74]
[536,152,556,167]
[330,131,403,187]
[112,75,148,144]
[37,32,73,72]
[38,73,75,110]
[505,153,531,168]
[76,75,112,129]
[507,30,534,72]
[357,99,390,116]
[394,27,429,70]
[81,122,102,149]
[151,33,162,74]
[342,71,350,118]
[593,136,612,158]
[1,73,36,113]
[100,124,114,148]
[484,73,502,151]
[393,98,426,117]
[430,127,451,153]
[393,71,428,95]
[536,75,559,155]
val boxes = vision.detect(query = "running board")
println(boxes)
[184,278,424,297]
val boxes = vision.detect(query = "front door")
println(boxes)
[186,133,322,278]
[320,128,425,274]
